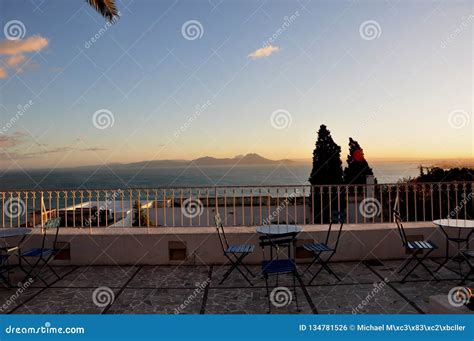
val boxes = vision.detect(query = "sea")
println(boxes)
[0,161,423,190]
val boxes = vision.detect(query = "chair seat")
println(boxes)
[406,240,437,250]
[261,259,296,274]
[20,248,57,257]
[447,237,468,243]
[225,244,254,254]
[304,243,334,252]
[461,250,474,258]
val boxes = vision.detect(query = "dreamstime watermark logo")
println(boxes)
[181,198,204,218]
[174,278,210,314]
[448,109,471,129]
[270,287,292,308]
[173,100,212,139]
[447,287,471,308]
[84,12,121,48]
[5,322,85,335]
[4,20,26,40]
[4,197,26,219]
[181,20,204,40]
[92,286,115,308]
[359,198,381,219]
[359,20,381,41]
[262,11,300,47]
[352,277,389,314]
[0,100,34,134]
[262,192,297,225]
[270,109,292,130]
[92,109,115,130]
[0,278,34,313]
[84,190,122,227]
[448,192,473,218]
[440,15,474,48]
[84,11,121,48]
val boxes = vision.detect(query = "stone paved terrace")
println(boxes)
[1,259,473,314]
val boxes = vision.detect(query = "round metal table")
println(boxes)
[0,228,32,239]
[433,219,474,229]
[0,228,32,286]
[432,219,474,274]
[256,224,302,235]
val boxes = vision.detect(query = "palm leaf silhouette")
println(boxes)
[86,0,119,21]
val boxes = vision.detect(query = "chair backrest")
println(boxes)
[259,232,298,261]
[393,210,407,246]
[40,217,61,250]
[214,214,229,252]
[324,211,345,251]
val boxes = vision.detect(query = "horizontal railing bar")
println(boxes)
[0,181,472,193]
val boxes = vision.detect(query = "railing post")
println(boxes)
[24,192,29,227]
[72,191,76,228]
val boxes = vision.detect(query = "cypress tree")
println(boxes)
[343,137,375,184]
[309,125,343,185]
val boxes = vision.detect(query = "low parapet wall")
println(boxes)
[13,222,451,265]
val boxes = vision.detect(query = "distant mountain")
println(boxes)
[71,153,293,170]
[193,153,292,166]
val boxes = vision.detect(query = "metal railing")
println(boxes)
[0,182,472,228]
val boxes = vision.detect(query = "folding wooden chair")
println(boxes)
[460,250,474,284]
[19,217,61,285]
[394,210,438,282]
[0,245,19,287]
[259,231,300,313]
[214,214,255,286]
[303,211,345,285]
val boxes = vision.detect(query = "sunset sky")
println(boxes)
[0,0,472,169]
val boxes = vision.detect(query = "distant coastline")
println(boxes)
[62,153,295,171]
[9,153,470,172]
[1,158,471,191]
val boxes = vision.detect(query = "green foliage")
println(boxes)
[414,167,474,182]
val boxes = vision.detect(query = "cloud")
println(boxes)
[248,45,280,60]
[0,132,107,159]
[80,147,108,152]
[4,54,26,67]
[0,132,26,148]
[0,35,49,55]
[23,146,74,157]
[0,35,49,79]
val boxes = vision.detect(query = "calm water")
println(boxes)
[0,162,422,190]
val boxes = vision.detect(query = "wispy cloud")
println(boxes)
[4,54,26,67]
[0,132,107,160]
[0,132,26,148]
[0,35,49,55]
[23,146,74,157]
[0,35,49,78]
[80,147,108,152]
[248,45,280,60]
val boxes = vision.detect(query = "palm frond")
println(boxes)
[86,0,119,21]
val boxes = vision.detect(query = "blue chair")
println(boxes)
[214,214,255,285]
[1,243,21,287]
[460,250,474,283]
[0,252,10,286]
[394,210,438,282]
[19,217,61,285]
[303,211,345,285]
[260,232,300,313]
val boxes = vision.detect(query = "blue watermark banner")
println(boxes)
[0,315,473,340]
